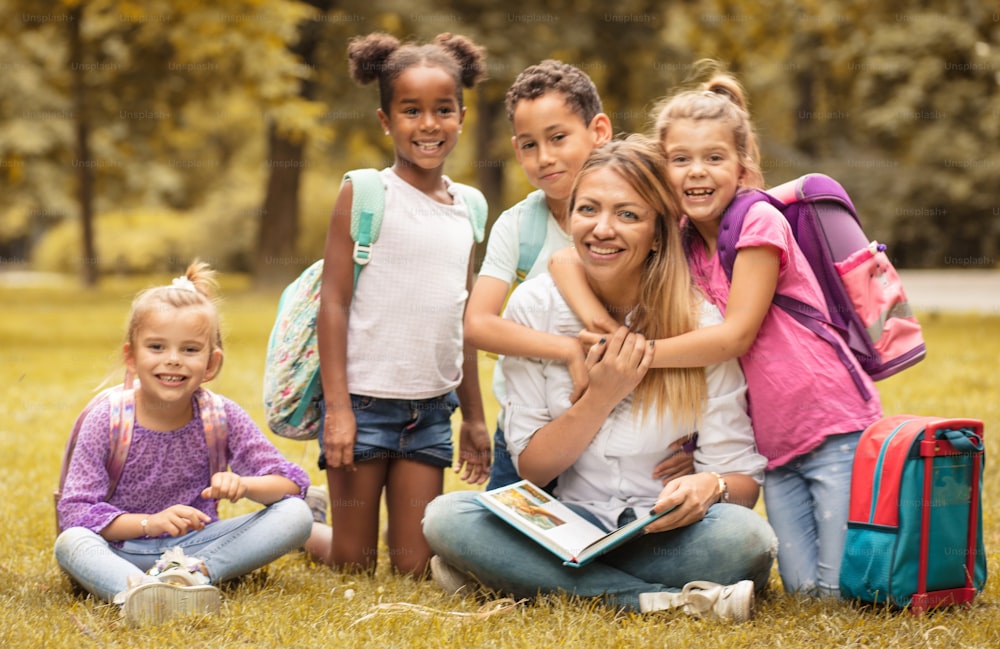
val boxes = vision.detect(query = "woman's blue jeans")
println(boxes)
[54,497,313,602]
[423,491,777,611]
[763,430,861,597]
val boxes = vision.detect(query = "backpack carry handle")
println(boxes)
[937,428,984,453]
[923,418,985,454]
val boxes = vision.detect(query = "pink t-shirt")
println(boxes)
[688,202,883,469]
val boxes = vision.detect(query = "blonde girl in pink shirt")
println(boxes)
[551,61,882,597]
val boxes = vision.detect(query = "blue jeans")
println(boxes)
[763,430,861,597]
[317,393,458,470]
[54,497,313,602]
[423,491,776,611]
[486,425,519,490]
[486,425,557,493]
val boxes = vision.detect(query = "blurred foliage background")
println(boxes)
[1,0,998,287]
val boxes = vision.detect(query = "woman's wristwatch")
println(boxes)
[710,472,729,504]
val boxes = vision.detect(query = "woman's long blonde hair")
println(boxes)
[570,136,706,428]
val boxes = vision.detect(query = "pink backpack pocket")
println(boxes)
[836,243,925,377]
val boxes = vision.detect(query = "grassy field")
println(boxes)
[1,273,998,648]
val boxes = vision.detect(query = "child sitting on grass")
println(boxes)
[55,260,314,626]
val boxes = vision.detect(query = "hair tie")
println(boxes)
[170,276,197,292]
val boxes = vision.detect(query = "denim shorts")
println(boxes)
[317,392,458,470]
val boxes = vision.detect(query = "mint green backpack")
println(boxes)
[263,169,487,440]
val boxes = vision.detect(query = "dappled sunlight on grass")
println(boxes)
[2,278,999,648]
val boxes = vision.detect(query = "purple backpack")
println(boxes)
[714,173,926,399]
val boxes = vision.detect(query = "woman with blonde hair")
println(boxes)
[424,137,775,621]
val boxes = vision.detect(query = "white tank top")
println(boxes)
[345,167,475,399]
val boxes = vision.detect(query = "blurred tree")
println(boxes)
[1,0,316,284]
[67,3,97,285]
[659,0,1000,266]
[2,0,996,275]
[833,4,1000,266]
[256,0,334,287]
[0,2,78,267]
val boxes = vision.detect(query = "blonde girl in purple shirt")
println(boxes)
[551,61,882,597]
[55,260,313,625]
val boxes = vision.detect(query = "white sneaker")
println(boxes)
[639,580,755,622]
[305,485,329,524]
[155,565,210,587]
[121,581,222,626]
[147,547,210,586]
[429,555,476,596]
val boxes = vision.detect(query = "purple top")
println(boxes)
[57,394,310,541]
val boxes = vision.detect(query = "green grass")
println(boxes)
[2,274,999,648]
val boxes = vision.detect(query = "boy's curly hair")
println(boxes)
[504,59,603,127]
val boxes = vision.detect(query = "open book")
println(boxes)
[476,479,672,568]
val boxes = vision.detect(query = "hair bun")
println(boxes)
[347,32,401,85]
[434,32,487,88]
[705,76,748,111]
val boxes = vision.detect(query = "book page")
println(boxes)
[576,508,666,558]
[478,481,608,559]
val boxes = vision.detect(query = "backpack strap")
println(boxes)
[106,385,230,498]
[771,294,871,400]
[342,170,487,285]
[56,379,231,534]
[56,385,122,507]
[196,387,230,476]
[716,188,784,282]
[344,168,386,288]
[453,183,488,244]
[105,382,137,500]
[514,190,550,285]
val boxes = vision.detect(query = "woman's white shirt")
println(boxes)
[501,274,766,530]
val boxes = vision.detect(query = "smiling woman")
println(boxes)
[423,137,776,620]
[570,165,656,305]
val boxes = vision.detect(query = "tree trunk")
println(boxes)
[793,63,817,159]
[474,90,504,271]
[69,5,97,287]
[253,0,333,288]
[255,128,306,287]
